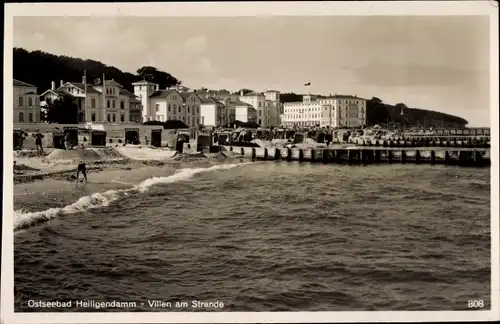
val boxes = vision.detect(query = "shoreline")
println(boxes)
[13,149,252,226]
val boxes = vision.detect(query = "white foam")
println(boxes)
[14,162,252,232]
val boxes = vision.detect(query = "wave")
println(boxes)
[14,162,253,232]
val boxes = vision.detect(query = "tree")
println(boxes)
[280,92,303,103]
[44,95,79,124]
[233,88,254,95]
[136,66,181,89]
[370,96,383,104]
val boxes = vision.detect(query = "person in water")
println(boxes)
[76,161,88,183]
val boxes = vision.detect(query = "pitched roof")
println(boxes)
[119,88,135,96]
[104,79,123,88]
[179,91,196,100]
[132,79,158,85]
[227,100,252,107]
[241,92,262,96]
[149,89,178,98]
[200,97,223,105]
[41,89,75,97]
[13,79,36,87]
[64,82,100,93]
[323,94,365,100]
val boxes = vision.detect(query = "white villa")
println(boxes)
[133,80,202,127]
[13,79,42,123]
[41,78,142,124]
[282,94,367,128]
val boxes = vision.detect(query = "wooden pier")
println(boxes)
[222,146,491,167]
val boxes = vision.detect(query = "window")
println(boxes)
[197,107,199,114]
[112,114,116,122]
[156,104,160,112]
[112,100,116,109]
[107,114,111,122]
[91,98,96,108]
[19,112,24,122]
[121,101,125,109]
[107,100,110,108]
[187,106,190,113]
[120,114,125,122]
[28,113,33,122]
[91,113,96,122]
[168,104,171,112]
[178,105,181,113]
[259,110,262,116]
[19,97,23,107]
[28,98,33,106]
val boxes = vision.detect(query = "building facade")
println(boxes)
[238,91,269,127]
[41,78,142,124]
[138,84,202,127]
[199,97,227,127]
[282,95,366,128]
[14,79,41,123]
[264,90,281,127]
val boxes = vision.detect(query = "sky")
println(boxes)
[13,15,491,126]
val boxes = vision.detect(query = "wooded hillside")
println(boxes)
[14,48,468,127]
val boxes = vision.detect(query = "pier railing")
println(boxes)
[222,146,491,167]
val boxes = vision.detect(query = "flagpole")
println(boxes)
[84,70,87,123]
[102,73,106,123]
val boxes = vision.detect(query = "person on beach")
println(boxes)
[76,161,88,183]
[64,132,71,150]
[33,130,44,154]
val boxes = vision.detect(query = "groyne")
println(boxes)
[222,146,491,167]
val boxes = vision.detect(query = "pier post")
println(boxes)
[444,151,450,164]
[274,148,281,160]
[333,149,338,163]
[401,150,407,164]
[347,150,352,164]
[287,148,292,161]
[230,146,233,152]
[415,150,421,164]
[310,149,316,162]
[241,147,244,155]
[387,150,393,163]
[322,149,329,163]
[264,148,268,160]
[299,149,304,162]
[251,147,256,161]
[374,150,381,163]
[473,150,482,166]
[458,150,469,166]
[430,150,436,164]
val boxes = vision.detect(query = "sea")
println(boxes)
[13,161,491,311]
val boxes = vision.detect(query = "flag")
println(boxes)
[304,82,311,86]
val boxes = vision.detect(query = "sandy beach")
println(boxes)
[13,145,250,231]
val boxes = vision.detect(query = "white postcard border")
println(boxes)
[2,1,499,323]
